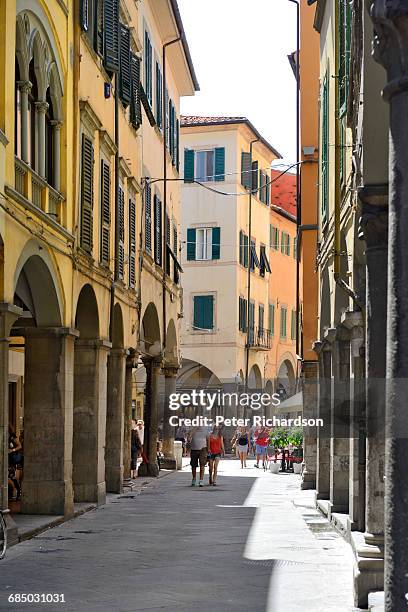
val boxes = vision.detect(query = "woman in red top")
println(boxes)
[207,426,225,486]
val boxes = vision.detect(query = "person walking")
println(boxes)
[234,427,249,469]
[208,426,224,486]
[130,420,142,479]
[254,426,270,469]
[188,426,208,487]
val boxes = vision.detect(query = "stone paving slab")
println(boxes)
[0,458,357,612]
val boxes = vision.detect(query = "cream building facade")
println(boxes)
[179,116,292,403]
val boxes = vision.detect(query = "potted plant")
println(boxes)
[269,428,288,473]
[288,427,303,474]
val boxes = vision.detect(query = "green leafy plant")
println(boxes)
[288,427,303,448]
[269,427,289,449]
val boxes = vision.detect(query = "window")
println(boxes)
[239,231,249,267]
[250,240,260,272]
[81,0,104,57]
[81,0,119,71]
[259,170,269,204]
[269,303,275,335]
[187,227,220,261]
[293,236,297,260]
[259,245,271,277]
[184,148,225,183]
[118,184,125,279]
[239,296,247,332]
[100,159,111,266]
[291,310,297,341]
[251,160,259,193]
[144,30,153,106]
[155,62,162,129]
[144,180,152,253]
[321,73,329,223]
[270,225,279,250]
[119,24,131,106]
[80,133,94,253]
[193,295,214,331]
[280,306,287,338]
[129,196,136,288]
[154,194,162,266]
[281,232,290,256]
[130,53,142,129]
[241,151,251,189]
[259,304,264,333]
[249,301,255,343]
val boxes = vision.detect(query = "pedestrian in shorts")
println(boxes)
[188,426,208,487]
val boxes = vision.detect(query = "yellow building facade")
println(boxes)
[0,0,197,540]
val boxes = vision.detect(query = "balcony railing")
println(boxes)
[247,326,272,350]
[14,156,64,224]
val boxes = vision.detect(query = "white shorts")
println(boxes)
[236,444,248,453]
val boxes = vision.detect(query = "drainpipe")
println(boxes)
[245,138,259,390]
[162,37,181,356]
[110,67,120,343]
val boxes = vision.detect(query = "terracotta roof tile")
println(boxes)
[271,170,297,219]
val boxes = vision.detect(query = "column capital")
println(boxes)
[312,340,323,354]
[358,190,388,249]
[17,80,32,94]
[35,100,49,114]
[0,303,23,338]
[341,310,364,330]
[76,338,112,351]
[50,119,63,130]
[141,355,162,370]
[162,365,179,378]
[126,348,139,368]
[323,327,337,345]
[370,1,408,100]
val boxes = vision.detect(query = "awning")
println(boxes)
[250,244,260,269]
[260,248,271,274]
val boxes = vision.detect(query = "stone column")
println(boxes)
[105,348,127,493]
[138,357,161,477]
[330,324,351,514]
[0,304,21,543]
[342,311,365,532]
[17,81,31,164]
[123,350,137,480]
[353,192,388,606]
[369,7,408,607]
[73,339,110,505]
[301,360,318,490]
[35,100,48,179]
[22,327,78,516]
[161,365,179,470]
[50,120,62,191]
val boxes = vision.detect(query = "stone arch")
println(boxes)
[75,284,99,339]
[248,364,262,390]
[140,302,161,355]
[178,358,222,390]
[13,243,63,327]
[265,379,273,395]
[277,358,296,397]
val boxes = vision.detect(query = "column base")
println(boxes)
[21,480,74,517]
[301,468,316,489]
[351,531,384,609]
[138,462,159,477]
[161,457,177,470]
[74,482,106,505]
[3,509,18,546]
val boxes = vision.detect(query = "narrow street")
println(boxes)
[0,459,355,612]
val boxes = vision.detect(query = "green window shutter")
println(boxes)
[291,310,296,340]
[187,228,196,260]
[269,303,275,335]
[322,74,329,222]
[275,228,279,251]
[280,307,287,338]
[144,30,153,105]
[239,230,244,265]
[155,62,162,128]
[293,237,297,260]
[339,0,352,117]
[269,225,273,248]
[214,147,225,181]
[130,53,142,129]
[176,118,180,172]
[184,149,195,183]
[81,0,89,31]
[100,159,110,265]
[144,181,152,253]
[193,295,214,330]
[129,197,136,288]
[212,227,220,260]
[281,232,285,254]
[104,0,120,73]
[259,304,264,332]
[118,186,125,279]
[119,23,131,105]
[80,134,94,253]
[251,161,259,193]
[266,174,270,205]
[287,235,291,256]
[241,152,251,189]
[165,213,171,275]
[243,233,249,268]
[239,297,243,331]
[154,195,162,266]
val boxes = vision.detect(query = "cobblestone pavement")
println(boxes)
[0,458,356,612]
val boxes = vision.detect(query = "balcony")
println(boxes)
[14,157,64,224]
[247,326,272,351]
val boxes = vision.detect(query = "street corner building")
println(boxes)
[178,115,298,438]
[0,0,198,543]
[300,0,408,610]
